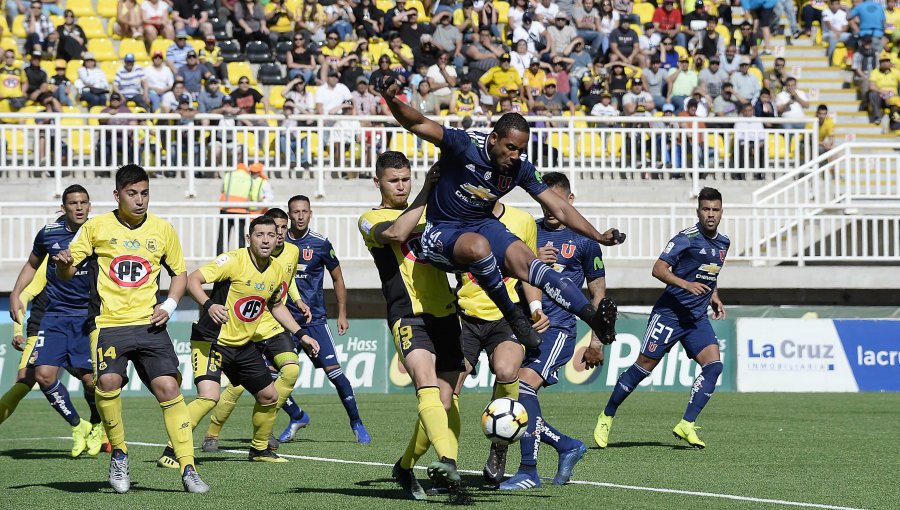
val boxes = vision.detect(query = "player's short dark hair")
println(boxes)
[115,164,149,190]
[698,187,722,205]
[287,194,310,208]
[264,207,288,220]
[375,151,410,178]
[541,172,570,192]
[248,215,276,234]
[492,112,530,138]
[62,184,89,203]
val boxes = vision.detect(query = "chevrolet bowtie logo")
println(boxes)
[460,183,497,201]
[699,263,721,274]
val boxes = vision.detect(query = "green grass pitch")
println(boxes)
[0,392,897,509]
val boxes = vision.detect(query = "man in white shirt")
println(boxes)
[590,91,619,117]
[621,77,655,116]
[426,52,458,106]
[822,0,850,60]
[513,14,549,60]
[145,51,175,112]
[774,77,810,129]
[730,57,761,103]
[316,69,356,173]
[534,0,560,25]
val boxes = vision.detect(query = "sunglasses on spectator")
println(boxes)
[239,80,249,84]
[328,36,339,40]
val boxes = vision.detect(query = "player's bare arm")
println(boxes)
[53,249,76,281]
[269,301,320,357]
[373,163,440,245]
[533,188,626,247]
[151,272,186,327]
[8,252,42,322]
[582,277,608,369]
[188,270,229,324]
[710,290,726,319]
[522,283,550,333]
[375,75,444,146]
[652,258,710,296]
[328,266,350,335]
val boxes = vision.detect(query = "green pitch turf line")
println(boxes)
[21,436,866,510]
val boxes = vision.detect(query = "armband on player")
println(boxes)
[529,300,542,315]
[159,298,178,317]
[202,299,215,313]
[292,327,306,338]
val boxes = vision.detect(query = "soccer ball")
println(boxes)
[481,397,528,445]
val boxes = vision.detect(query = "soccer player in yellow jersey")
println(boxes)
[358,153,465,500]
[177,215,319,463]
[197,207,312,454]
[54,165,208,494]
[454,201,549,489]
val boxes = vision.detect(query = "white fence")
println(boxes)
[2,201,898,267]
[0,113,818,198]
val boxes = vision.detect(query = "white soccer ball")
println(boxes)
[481,397,528,445]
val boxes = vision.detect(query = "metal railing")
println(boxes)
[0,113,818,198]
[2,201,898,267]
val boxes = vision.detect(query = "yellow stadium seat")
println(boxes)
[369,41,388,62]
[375,0,394,12]
[4,130,32,155]
[50,15,64,27]
[66,59,82,81]
[119,38,150,61]
[749,67,763,87]
[61,106,82,115]
[12,15,26,39]
[633,2,655,24]
[150,38,175,59]
[607,133,624,157]
[338,41,357,54]
[68,0,97,17]
[79,16,105,39]
[767,133,786,159]
[548,132,571,157]
[87,38,117,61]
[715,24,731,45]
[107,16,122,40]
[406,0,429,21]
[100,60,119,82]
[227,61,256,84]
[0,38,20,59]
[98,0,118,18]
[705,133,727,159]
[674,45,688,59]
[831,44,848,68]
[40,59,55,76]
[579,133,606,157]
[495,1,510,24]
[269,85,285,109]
[0,15,7,34]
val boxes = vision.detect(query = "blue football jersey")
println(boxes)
[427,126,548,223]
[653,223,730,321]
[536,219,606,334]
[31,220,91,316]
[285,229,340,325]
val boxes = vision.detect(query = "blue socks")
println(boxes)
[326,367,360,423]
[604,363,651,417]
[281,396,305,421]
[84,388,100,424]
[683,361,723,422]
[41,380,81,426]
[540,419,578,452]
[518,381,541,468]
[527,259,593,322]
[469,253,519,317]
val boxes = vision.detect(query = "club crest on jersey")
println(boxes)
[302,248,313,261]
[648,342,658,352]
[233,295,266,322]
[146,238,158,253]
[560,243,576,258]
[719,250,727,262]
[109,255,152,287]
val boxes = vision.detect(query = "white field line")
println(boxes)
[4,436,868,510]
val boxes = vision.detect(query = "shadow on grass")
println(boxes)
[601,441,693,450]
[8,481,181,493]
[0,448,75,460]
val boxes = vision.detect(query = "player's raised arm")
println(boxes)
[533,188,626,247]
[374,74,444,146]
[372,162,441,245]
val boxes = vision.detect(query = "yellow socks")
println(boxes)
[207,384,244,438]
[95,387,126,453]
[400,418,431,470]
[160,395,195,470]
[0,382,30,424]
[415,386,453,461]
[274,362,300,410]
[447,393,461,455]
[187,397,217,429]
[251,401,278,451]
[494,378,520,400]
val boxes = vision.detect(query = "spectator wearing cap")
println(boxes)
[699,55,728,97]
[689,17,725,60]
[384,32,415,75]
[568,38,594,77]
[76,52,108,107]
[265,0,295,44]
[867,54,900,125]
[681,0,711,49]
[713,81,743,118]
[160,79,190,113]
[573,0,605,57]
[172,0,212,38]
[610,15,643,66]
[353,0,384,38]
[400,9,432,50]
[141,0,175,42]
[23,1,54,53]
[177,49,210,96]
[448,77,480,120]
[548,13,579,58]
[114,0,143,39]
[642,57,668,110]
[414,33,441,70]
[775,77,809,129]
[731,56,761,103]
[849,0,885,54]
[533,77,576,116]
[431,12,466,72]
[49,59,72,106]
[351,75,379,115]
[479,52,524,104]
[198,77,226,120]
[24,50,61,111]
[427,51,459,106]
[286,33,318,84]
[666,56,699,112]
[851,38,878,101]
[113,54,149,110]
[622,77,655,116]
[590,91,619,117]
[463,26,506,84]
[517,14,551,62]
[145,51,174,112]
[523,59,548,103]
[200,34,227,83]
[55,9,86,61]
[653,0,684,48]
[99,92,137,164]
[167,30,196,73]
[234,0,269,50]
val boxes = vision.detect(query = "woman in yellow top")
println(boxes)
[264,0,296,40]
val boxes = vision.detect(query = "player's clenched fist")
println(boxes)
[538,242,558,264]
[298,334,320,357]
[599,228,626,247]
[373,74,401,98]
[12,335,26,351]
[52,248,73,268]
[206,303,229,324]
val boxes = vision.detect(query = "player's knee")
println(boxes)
[255,387,278,406]
[492,362,519,383]
[279,362,300,386]
[702,360,723,379]
[34,372,55,388]
[457,234,491,262]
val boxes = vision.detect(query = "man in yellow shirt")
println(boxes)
[479,53,524,105]
[811,104,836,152]
[868,55,900,125]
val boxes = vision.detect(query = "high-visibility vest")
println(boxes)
[220,167,264,213]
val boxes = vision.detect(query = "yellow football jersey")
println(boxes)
[358,208,457,324]
[252,242,300,342]
[69,211,186,329]
[457,205,537,321]
[195,248,288,347]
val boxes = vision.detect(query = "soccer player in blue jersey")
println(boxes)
[7,185,103,457]
[278,195,370,444]
[594,187,728,449]
[375,76,623,350]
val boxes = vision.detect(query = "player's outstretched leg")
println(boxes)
[278,395,310,442]
[595,363,651,448]
[324,366,370,443]
[540,419,586,485]
[0,382,31,424]
[394,418,430,500]
[674,360,723,449]
[204,384,245,452]
[38,378,90,457]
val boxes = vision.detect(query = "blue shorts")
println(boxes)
[521,327,576,387]
[299,322,340,369]
[29,315,92,371]
[422,218,521,273]
[640,312,718,361]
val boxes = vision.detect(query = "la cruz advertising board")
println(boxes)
[737,319,900,392]
[0,318,736,397]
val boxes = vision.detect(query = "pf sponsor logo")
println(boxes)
[233,295,266,322]
[109,255,152,287]
[400,232,428,264]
